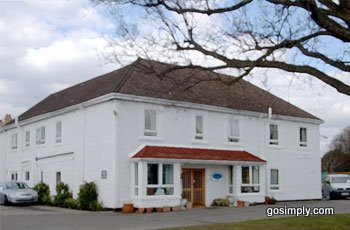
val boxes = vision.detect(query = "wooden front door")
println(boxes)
[182,169,205,206]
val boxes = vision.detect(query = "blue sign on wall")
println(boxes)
[211,171,224,181]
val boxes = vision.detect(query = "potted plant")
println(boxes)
[146,207,153,213]
[237,200,244,208]
[122,203,134,213]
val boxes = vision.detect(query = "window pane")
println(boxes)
[241,166,250,184]
[25,131,30,142]
[270,124,278,140]
[195,116,203,134]
[162,164,173,184]
[41,127,45,139]
[56,172,61,186]
[145,110,156,131]
[228,166,233,185]
[271,169,279,185]
[300,128,307,142]
[56,122,62,139]
[134,163,138,186]
[252,166,259,184]
[25,171,30,181]
[229,119,239,137]
[147,164,158,185]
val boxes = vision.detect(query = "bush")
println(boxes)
[212,198,229,206]
[53,182,72,207]
[63,198,79,209]
[33,182,51,205]
[78,182,100,211]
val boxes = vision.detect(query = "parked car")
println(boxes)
[322,174,350,200]
[0,181,38,205]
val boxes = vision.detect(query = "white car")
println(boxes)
[0,181,38,205]
[323,174,350,200]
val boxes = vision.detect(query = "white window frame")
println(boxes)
[56,121,62,143]
[134,163,139,196]
[25,171,30,181]
[11,133,18,149]
[144,110,157,137]
[24,131,30,147]
[299,127,307,147]
[36,126,45,145]
[146,163,174,196]
[228,118,240,143]
[194,115,204,140]
[270,169,280,190]
[269,124,279,145]
[241,166,260,193]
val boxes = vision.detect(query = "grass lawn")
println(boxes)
[165,214,350,230]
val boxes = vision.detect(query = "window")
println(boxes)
[25,171,30,181]
[270,169,279,190]
[228,165,234,193]
[228,118,239,142]
[101,170,107,179]
[36,126,45,144]
[25,131,30,147]
[11,172,18,181]
[269,124,279,145]
[56,172,61,186]
[134,163,139,196]
[299,127,307,147]
[144,110,157,136]
[147,163,174,196]
[195,115,204,140]
[241,166,260,193]
[56,121,62,143]
[11,133,18,149]
[40,171,43,182]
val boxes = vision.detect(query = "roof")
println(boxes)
[132,146,266,163]
[17,58,320,122]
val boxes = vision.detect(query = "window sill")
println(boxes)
[225,142,244,148]
[54,142,63,147]
[297,146,311,151]
[138,136,164,142]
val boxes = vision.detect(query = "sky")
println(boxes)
[0,0,349,154]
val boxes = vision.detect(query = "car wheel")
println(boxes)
[4,196,11,206]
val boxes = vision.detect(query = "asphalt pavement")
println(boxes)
[1,199,349,230]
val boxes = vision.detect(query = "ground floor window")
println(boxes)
[56,172,61,186]
[241,166,260,193]
[228,165,234,193]
[25,171,30,181]
[11,172,18,181]
[147,163,174,196]
[134,163,139,196]
[270,169,279,190]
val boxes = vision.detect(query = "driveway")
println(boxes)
[1,200,349,230]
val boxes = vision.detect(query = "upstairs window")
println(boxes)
[299,127,307,147]
[269,124,279,145]
[195,115,204,140]
[11,133,18,149]
[228,118,239,142]
[56,121,62,143]
[36,126,45,144]
[144,110,157,136]
[25,131,30,147]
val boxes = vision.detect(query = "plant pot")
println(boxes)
[237,200,244,208]
[156,207,163,212]
[138,208,145,214]
[146,207,153,213]
[163,206,171,212]
[181,198,187,207]
[244,201,250,207]
[171,206,182,212]
[186,201,192,209]
[122,203,134,213]
[227,196,235,205]
[264,196,270,205]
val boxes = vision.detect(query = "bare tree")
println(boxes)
[95,0,350,95]
[322,125,350,172]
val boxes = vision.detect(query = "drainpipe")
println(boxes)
[265,107,272,197]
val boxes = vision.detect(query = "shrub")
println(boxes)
[53,182,72,207]
[78,182,100,211]
[33,182,51,205]
[63,198,79,209]
[212,198,229,206]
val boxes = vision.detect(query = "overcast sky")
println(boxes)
[0,0,349,154]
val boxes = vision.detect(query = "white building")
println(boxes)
[0,59,323,208]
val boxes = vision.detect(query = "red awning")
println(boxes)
[132,146,265,163]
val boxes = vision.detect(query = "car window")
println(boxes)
[5,182,30,189]
[331,176,350,183]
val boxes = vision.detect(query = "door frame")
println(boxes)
[182,168,206,206]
